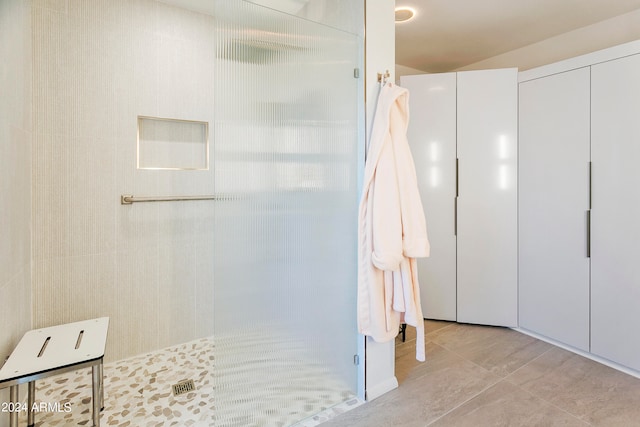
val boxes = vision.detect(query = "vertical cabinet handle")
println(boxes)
[456,158,459,197]
[454,197,458,236]
[587,210,591,258]
[455,158,459,236]
[589,161,592,209]
[587,161,592,258]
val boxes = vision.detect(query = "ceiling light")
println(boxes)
[395,7,416,23]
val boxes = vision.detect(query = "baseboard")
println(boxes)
[365,376,398,401]
[513,327,640,380]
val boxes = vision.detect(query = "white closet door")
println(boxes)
[591,54,640,370]
[519,68,591,351]
[401,73,457,321]
[456,69,518,326]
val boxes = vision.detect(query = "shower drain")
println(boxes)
[172,379,196,396]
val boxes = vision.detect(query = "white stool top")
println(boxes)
[0,317,109,383]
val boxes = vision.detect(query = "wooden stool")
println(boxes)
[0,317,109,427]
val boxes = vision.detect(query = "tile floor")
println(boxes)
[6,329,357,426]
[322,320,640,427]
[9,320,640,426]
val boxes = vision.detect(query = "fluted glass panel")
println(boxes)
[212,1,360,425]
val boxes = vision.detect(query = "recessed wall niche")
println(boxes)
[137,116,209,170]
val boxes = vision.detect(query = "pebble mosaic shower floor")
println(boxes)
[11,332,361,426]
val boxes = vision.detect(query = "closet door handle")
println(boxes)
[587,210,591,258]
[455,158,459,236]
[456,158,459,197]
[589,161,592,209]
[454,197,458,236]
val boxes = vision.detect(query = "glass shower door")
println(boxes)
[212,1,361,425]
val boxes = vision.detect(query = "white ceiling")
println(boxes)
[395,0,640,72]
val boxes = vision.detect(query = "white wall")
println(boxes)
[456,8,640,72]
[0,0,32,423]
[364,0,399,401]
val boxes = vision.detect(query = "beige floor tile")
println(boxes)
[395,321,454,353]
[325,342,501,426]
[315,387,429,427]
[429,380,589,427]
[424,319,454,334]
[326,323,640,427]
[426,322,553,377]
[395,320,456,366]
[508,346,640,426]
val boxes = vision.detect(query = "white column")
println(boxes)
[363,0,398,401]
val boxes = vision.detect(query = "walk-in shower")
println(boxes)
[24,0,363,425]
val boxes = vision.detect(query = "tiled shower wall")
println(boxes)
[31,0,217,362]
[0,0,32,418]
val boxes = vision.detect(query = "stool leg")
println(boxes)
[99,361,104,411]
[92,365,100,427]
[9,385,18,427]
[28,381,36,427]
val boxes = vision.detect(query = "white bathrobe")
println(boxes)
[358,82,430,361]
